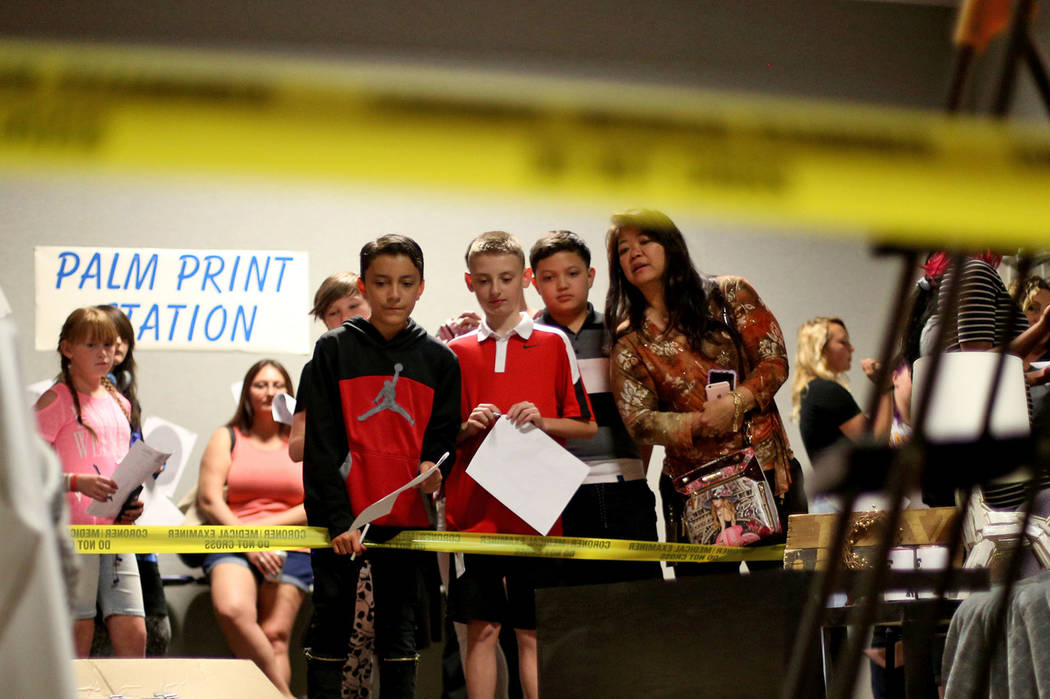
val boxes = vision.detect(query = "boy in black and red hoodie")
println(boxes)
[303,234,461,698]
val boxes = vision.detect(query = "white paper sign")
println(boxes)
[34,246,310,353]
[86,440,172,518]
[139,416,198,524]
[465,417,589,535]
[141,416,198,498]
[348,453,448,532]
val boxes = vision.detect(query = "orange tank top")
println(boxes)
[225,427,304,522]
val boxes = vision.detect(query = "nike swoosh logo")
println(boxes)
[522,343,539,349]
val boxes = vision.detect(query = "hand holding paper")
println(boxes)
[465,416,589,535]
[336,452,450,559]
[86,441,172,520]
[272,392,296,426]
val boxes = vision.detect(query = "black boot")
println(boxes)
[306,656,345,699]
[379,656,419,698]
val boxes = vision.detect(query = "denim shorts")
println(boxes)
[203,551,313,593]
[74,553,145,620]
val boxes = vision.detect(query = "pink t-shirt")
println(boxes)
[225,427,304,523]
[35,381,131,525]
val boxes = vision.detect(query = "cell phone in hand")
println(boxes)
[117,484,144,520]
[707,369,737,390]
[705,381,732,402]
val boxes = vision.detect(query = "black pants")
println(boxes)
[307,535,432,665]
[560,479,663,585]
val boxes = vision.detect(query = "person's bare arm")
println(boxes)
[196,427,240,526]
[288,411,305,462]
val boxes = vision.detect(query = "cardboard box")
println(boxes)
[74,658,284,698]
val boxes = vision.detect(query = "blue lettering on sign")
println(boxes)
[79,252,102,290]
[204,306,227,341]
[167,304,186,341]
[55,251,80,289]
[118,303,140,321]
[177,255,200,291]
[245,256,271,293]
[125,253,159,291]
[105,253,122,290]
[273,256,292,292]
[138,304,161,342]
[231,305,258,342]
[202,255,225,293]
[54,251,161,292]
[187,305,201,342]
[227,255,241,292]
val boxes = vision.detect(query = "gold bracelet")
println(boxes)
[730,390,743,433]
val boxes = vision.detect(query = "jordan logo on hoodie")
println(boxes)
[357,362,414,425]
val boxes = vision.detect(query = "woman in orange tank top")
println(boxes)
[197,359,309,698]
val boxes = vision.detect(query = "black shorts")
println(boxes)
[446,553,557,630]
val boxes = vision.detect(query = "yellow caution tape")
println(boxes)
[3,39,1049,248]
[369,529,785,564]
[68,525,330,555]
[67,526,784,563]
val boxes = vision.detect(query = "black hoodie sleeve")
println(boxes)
[302,330,355,537]
[420,341,462,477]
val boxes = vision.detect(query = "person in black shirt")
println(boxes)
[791,316,890,466]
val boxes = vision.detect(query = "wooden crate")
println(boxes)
[783,507,958,570]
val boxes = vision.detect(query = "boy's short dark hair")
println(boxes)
[361,235,425,279]
[465,231,525,268]
[529,230,591,270]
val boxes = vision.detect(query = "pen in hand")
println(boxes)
[93,464,114,501]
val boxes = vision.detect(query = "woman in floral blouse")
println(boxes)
[605,209,805,564]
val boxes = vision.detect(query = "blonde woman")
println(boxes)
[792,317,890,466]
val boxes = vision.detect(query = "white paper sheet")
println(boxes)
[348,453,448,532]
[86,440,172,518]
[465,417,589,535]
[272,392,296,425]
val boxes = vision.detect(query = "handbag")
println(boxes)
[674,447,781,547]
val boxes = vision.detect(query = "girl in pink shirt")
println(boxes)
[35,307,146,658]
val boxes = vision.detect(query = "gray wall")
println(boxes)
[0,175,898,485]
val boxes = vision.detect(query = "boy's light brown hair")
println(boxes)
[464,231,525,269]
[310,272,361,321]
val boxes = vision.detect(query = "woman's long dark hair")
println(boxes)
[604,208,719,351]
[227,359,295,436]
[96,304,141,433]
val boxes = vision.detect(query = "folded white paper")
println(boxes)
[86,440,172,519]
[272,392,296,425]
[465,416,589,535]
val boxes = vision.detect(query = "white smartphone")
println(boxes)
[705,381,732,402]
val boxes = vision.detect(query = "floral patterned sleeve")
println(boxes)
[720,276,788,410]
[610,334,696,450]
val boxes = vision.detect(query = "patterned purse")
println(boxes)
[674,448,781,547]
